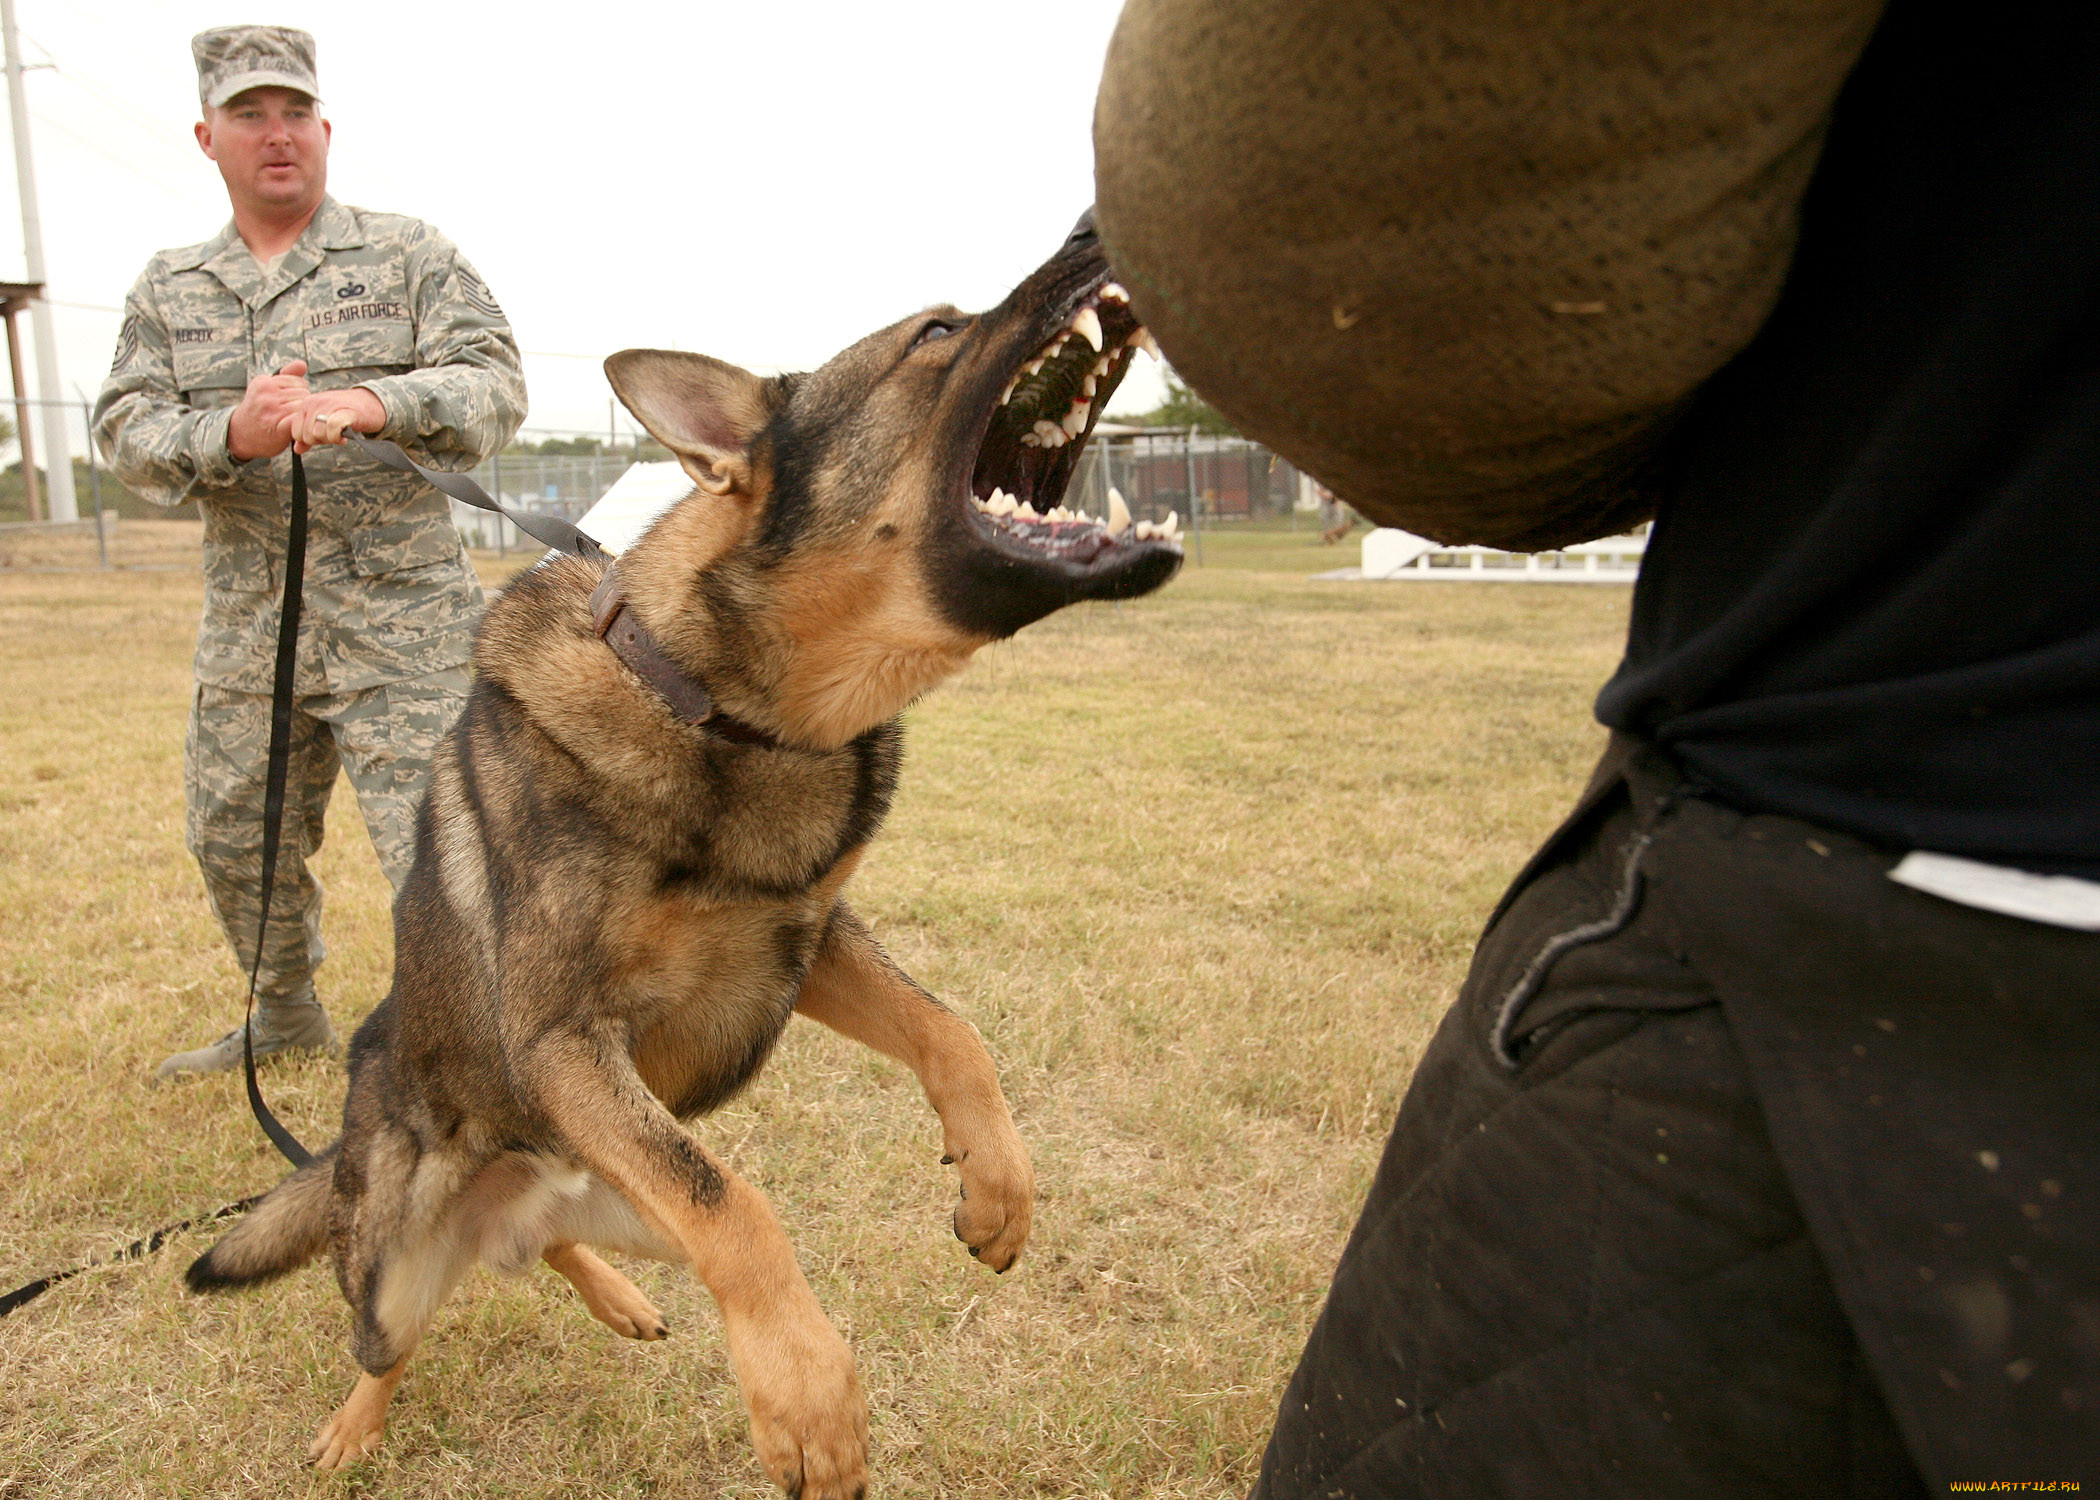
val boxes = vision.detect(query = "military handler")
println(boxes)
[95,26,526,1080]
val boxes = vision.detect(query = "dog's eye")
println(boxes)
[912,320,962,348]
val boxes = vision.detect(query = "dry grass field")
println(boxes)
[0,520,1628,1498]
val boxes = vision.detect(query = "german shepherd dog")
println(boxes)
[183,213,1178,1497]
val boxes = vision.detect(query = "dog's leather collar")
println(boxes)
[588,566,779,748]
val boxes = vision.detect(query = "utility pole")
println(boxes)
[2,0,75,521]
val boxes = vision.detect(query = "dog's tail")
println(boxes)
[185,1142,339,1292]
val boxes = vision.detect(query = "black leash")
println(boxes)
[243,440,606,1170]
[239,448,317,1168]
[0,1197,261,1318]
[346,432,608,560]
[2,436,606,1319]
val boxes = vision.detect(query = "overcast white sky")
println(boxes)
[2,0,1167,446]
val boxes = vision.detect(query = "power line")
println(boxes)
[27,33,201,175]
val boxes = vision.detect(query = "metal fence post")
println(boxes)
[80,398,105,568]
[1184,425,1204,566]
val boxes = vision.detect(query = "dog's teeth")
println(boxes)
[1134,520,1155,540]
[1061,403,1089,438]
[1160,510,1180,536]
[1016,502,1040,520]
[1070,306,1104,352]
[971,493,988,512]
[999,374,1019,406]
[1032,419,1062,445]
[1100,281,1129,303]
[1022,356,1044,378]
[1128,327,1162,360]
[1107,487,1131,537]
[1020,430,1042,447]
[990,490,1017,516]
[1082,374,1098,399]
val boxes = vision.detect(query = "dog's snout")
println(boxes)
[1066,208,1098,247]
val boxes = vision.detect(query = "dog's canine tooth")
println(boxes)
[999,375,1019,406]
[1100,281,1129,303]
[1160,510,1180,536]
[1128,327,1162,360]
[1070,306,1103,352]
[1106,487,1132,537]
[1061,402,1090,438]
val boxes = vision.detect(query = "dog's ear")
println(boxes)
[605,349,775,498]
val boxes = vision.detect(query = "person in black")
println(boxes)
[1094,1,2097,1492]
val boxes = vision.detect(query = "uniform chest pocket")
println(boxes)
[304,319,416,390]
[171,342,249,409]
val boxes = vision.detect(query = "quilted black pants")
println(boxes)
[1253,743,2097,1498]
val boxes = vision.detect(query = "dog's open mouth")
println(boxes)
[964,281,1183,569]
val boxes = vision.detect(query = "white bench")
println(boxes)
[1359,526,1646,582]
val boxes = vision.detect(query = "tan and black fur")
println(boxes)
[184,213,1177,1497]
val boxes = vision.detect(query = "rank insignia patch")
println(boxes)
[458,263,505,322]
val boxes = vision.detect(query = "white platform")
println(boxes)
[574,461,696,554]
[1347,526,1647,583]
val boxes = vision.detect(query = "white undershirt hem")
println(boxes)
[1889,851,2100,932]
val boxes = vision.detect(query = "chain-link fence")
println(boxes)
[1072,430,1309,527]
[459,431,1319,554]
[451,450,634,552]
[2,399,1317,568]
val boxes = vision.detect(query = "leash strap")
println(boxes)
[244,436,605,1166]
[0,1197,260,1319]
[240,452,317,1170]
[346,432,607,560]
[3,434,608,1316]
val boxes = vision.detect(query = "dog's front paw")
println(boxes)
[308,1396,387,1470]
[725,1296,869,1499]
[943,1113,1035,1273]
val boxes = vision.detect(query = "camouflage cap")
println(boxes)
[192,25,319,110]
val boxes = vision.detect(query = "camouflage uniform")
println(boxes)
[95,195,526,1039]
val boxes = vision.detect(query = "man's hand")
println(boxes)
[286,386,387,454]
[227,359,311,461]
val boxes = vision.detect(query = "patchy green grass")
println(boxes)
[0,543,1628,1498]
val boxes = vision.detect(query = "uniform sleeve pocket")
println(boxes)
[305,320,416,387]
[350,519,462,576]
